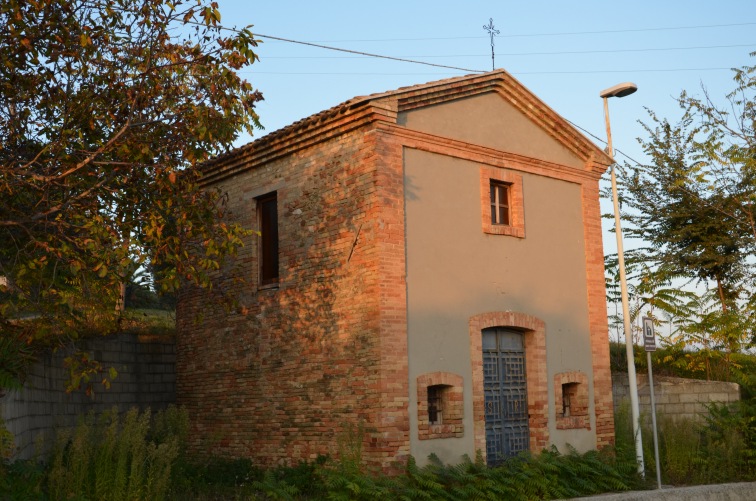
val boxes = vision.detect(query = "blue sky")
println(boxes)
[218,0,755,256]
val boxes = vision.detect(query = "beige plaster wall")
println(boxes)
[397,93,584,170]
[404,148,597,464]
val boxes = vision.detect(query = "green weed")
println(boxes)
[45,406,181,501]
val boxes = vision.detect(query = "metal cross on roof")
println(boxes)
[483,18,500,71]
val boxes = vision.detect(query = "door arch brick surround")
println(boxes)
[469,311,549,459]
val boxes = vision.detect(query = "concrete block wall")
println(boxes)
[1,332,175,460]
[612,372,740,423]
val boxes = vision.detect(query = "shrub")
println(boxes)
[45,406,184,501]
[615,398,756,486]
[248,447,638,500]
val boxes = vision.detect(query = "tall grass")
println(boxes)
[45,406,185,501]
[614,400,756,486]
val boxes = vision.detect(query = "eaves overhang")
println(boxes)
[201,69,613,185]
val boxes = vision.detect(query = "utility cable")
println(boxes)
[564,118,741,221]
[243,67,735,76]
[253,33,485,74]
[288,22,756,43]
[200,19,749,225]
[261,43,756,59]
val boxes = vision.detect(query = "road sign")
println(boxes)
[642,317,656,352]
[642,316,663,489]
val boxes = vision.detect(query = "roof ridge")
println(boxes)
[204,70,508,168]
[202,69,612,175]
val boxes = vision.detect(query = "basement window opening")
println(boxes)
[428,385,446,425]
[562,382,578,417]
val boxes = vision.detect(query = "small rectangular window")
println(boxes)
[490,181,510,226]
[480,168,524,238]
[257,192,279,286]
[562,382,578,417]
[428,385,443,425]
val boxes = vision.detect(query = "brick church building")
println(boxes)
[177,70,616,471]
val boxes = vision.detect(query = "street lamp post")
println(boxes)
[600,82,645,476]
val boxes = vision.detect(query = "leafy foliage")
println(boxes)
[0,0,262,389]
[45,406,183,501]
[2,403,640,499]
[615,397,756,485]
[0,458,45,500]
[618,56,756,305]
[613,342,756,485]
[606,54,756,363]
[241,448,638,501]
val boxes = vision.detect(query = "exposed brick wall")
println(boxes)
[554,371,590,430]
[370,128,410,469]
[468,311,549,460]
[416,372,464,440]
[0,332,175,460]
[179,126,615,469]
[580,178,616,447]
[177,115,410,471]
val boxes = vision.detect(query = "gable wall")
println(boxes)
[398,92,585,170]
[177,121,410,471]
[390,88,613,462]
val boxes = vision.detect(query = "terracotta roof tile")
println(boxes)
[205,70,501,168]
[202,69,612,175]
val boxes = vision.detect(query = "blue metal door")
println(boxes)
[483,327,529,466]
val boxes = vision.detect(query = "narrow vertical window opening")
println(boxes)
[428,385,444,425]
[257,192,279,286]
[490,181,510,226]
[562,382,578,417]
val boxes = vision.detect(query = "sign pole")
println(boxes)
[643,317,662,489]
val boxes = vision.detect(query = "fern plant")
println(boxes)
[45,406,182,501]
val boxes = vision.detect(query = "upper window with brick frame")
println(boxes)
[257,192,279,287]
[480,167,525,238]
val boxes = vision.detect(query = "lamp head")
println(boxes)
[600,82,638,99]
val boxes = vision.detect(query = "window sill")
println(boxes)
[485,223,525,238]
[258,282,280,292]
[418,423,464,440]
[556,415,590,430]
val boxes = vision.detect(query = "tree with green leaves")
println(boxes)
[614,55,756,372]
[0,0,262,391]
[622,57,756,306]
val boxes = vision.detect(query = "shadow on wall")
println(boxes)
[0,332,175,460]
[176,141,394,468]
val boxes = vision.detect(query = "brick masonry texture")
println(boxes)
[179,70,618,470]
[1,332,175,460]
[479,167,525,238]
[581,181,616,447]
[178,116,409,472]
[416,372,464,440]
[554,371,590,430]
[468,311,549,458]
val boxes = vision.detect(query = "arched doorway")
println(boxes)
[469,312,549,464]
